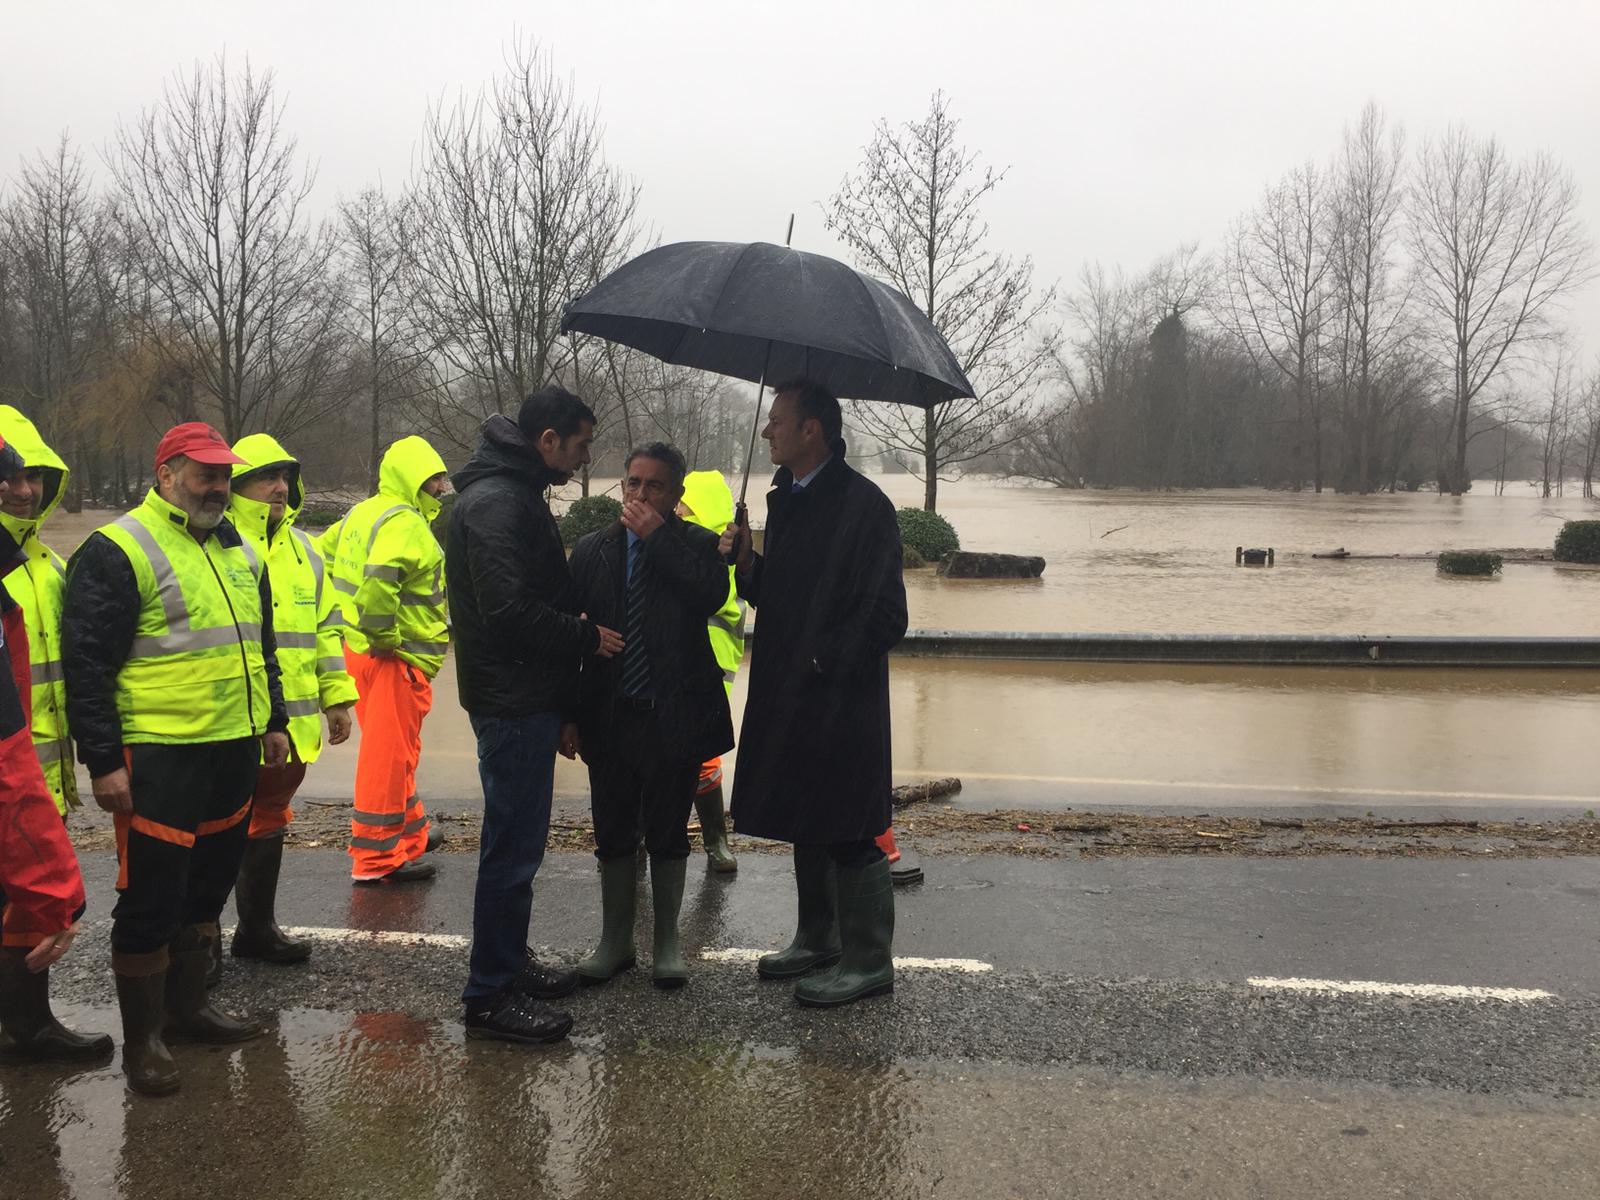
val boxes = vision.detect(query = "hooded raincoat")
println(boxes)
[228,434,358,762]
[322,436,450,679]
[678,470,745,695]
[0,407,76,814]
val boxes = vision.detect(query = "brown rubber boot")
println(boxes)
[113,949,180,1097]
[165,924,264,1044]
[0,948,114,1064]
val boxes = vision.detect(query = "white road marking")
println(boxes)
[282,926,471,950]
[701,947,993,973]
[1247,976,1554,1003]
[264,929,994,974]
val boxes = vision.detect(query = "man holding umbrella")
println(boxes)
[719,378,907,1008]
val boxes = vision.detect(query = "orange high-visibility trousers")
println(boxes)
[248,760,308,839]
[695,756,723,795]
[346,648,432,880]
[875,825,901,864]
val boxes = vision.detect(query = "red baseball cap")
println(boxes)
[153,422,246,471]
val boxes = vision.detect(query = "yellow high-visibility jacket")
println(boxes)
[96,491,274,743]
[228,433,359,762]
[0,406,75,813]
[679,470,746,695]
[322,436,450,679]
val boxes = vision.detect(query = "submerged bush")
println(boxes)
[896,507,959,562]
[560,495,623,547]
[1436,550,1502,577]
[1554,520,1600,564]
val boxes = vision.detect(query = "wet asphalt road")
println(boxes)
[3,847,1598,1198]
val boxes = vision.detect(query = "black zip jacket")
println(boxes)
[447,415,600,718]
[62,515,289,778]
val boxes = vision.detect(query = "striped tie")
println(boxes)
[620,538,651,698]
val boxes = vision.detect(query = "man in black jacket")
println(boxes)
[568,442,734,989]
[446,386,622,1044]
[63,422,291,1094]
[719,380,907,1009]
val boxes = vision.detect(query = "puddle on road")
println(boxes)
[0,1007,933,1199]
[3,1005,1595,1199]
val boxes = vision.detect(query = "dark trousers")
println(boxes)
[111,738,259,956]
[801,840,885,867]
[463,711,559,1006]
[587,706,698,862]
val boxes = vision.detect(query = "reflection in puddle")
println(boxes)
[0,1009,928,1199]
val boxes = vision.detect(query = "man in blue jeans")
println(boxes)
[446,387,623,1043]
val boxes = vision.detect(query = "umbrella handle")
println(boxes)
[722,501,750,567]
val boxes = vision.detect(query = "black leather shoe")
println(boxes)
[464,994,572,1045]
[425,824,444,854]
[512,955,579,1000]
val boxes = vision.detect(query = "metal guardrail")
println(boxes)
[891,630,1600,667]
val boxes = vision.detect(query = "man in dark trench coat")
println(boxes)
[719,378,908,1007]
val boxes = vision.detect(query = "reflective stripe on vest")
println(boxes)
[100,503,270,744]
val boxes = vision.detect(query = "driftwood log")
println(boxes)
[891,777,963,807]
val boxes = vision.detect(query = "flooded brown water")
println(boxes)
[43,481,1600,814]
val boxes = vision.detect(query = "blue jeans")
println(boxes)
[462,712,560,1006]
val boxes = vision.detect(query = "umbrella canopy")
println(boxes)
[560,241,975,407]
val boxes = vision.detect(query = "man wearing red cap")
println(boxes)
[63,421,290,1096]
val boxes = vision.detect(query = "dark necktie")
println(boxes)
[620,538,652,698]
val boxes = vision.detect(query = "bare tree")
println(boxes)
[1328,102,1411,493]
[1532,339,1579,498]
[408,37,641,446]
[825,91,1058,511]
[1223,162,1335,490]
[0,136,118,441]
[1408,127,1593,493]
[337,186,437,490]
[110,56,342,441]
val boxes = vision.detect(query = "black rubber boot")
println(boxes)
[795,858,895,1008]
[577,857,637,985]
[0,949,114,1064]
[231,836,312,964]
[649,856,688,989]
[165,925,264,1044]
[757,845,842,980]
[694,786,738,874]
[113,952,180,1097]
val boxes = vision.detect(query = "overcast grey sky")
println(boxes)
[5,0,1598,353]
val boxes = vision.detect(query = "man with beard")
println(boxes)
[63,422,290,1095]
[718,379,907,1008]
[446,386,622,1043]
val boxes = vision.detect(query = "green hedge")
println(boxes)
[1437,550,1502,577]
[1554,520,1600,564]
[560,495,622,547]
[897,507,959,562]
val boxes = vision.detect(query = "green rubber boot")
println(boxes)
[694,786,738,874]
[578,857,638,985]
[795,858,895,1008]
[649,856,689,989]
[757,845,841,980]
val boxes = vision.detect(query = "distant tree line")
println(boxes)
[1007,103,1596,497]
[2,59,1593,510]
[0,41,762,506]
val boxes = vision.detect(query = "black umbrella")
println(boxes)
[560,240,975,515]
